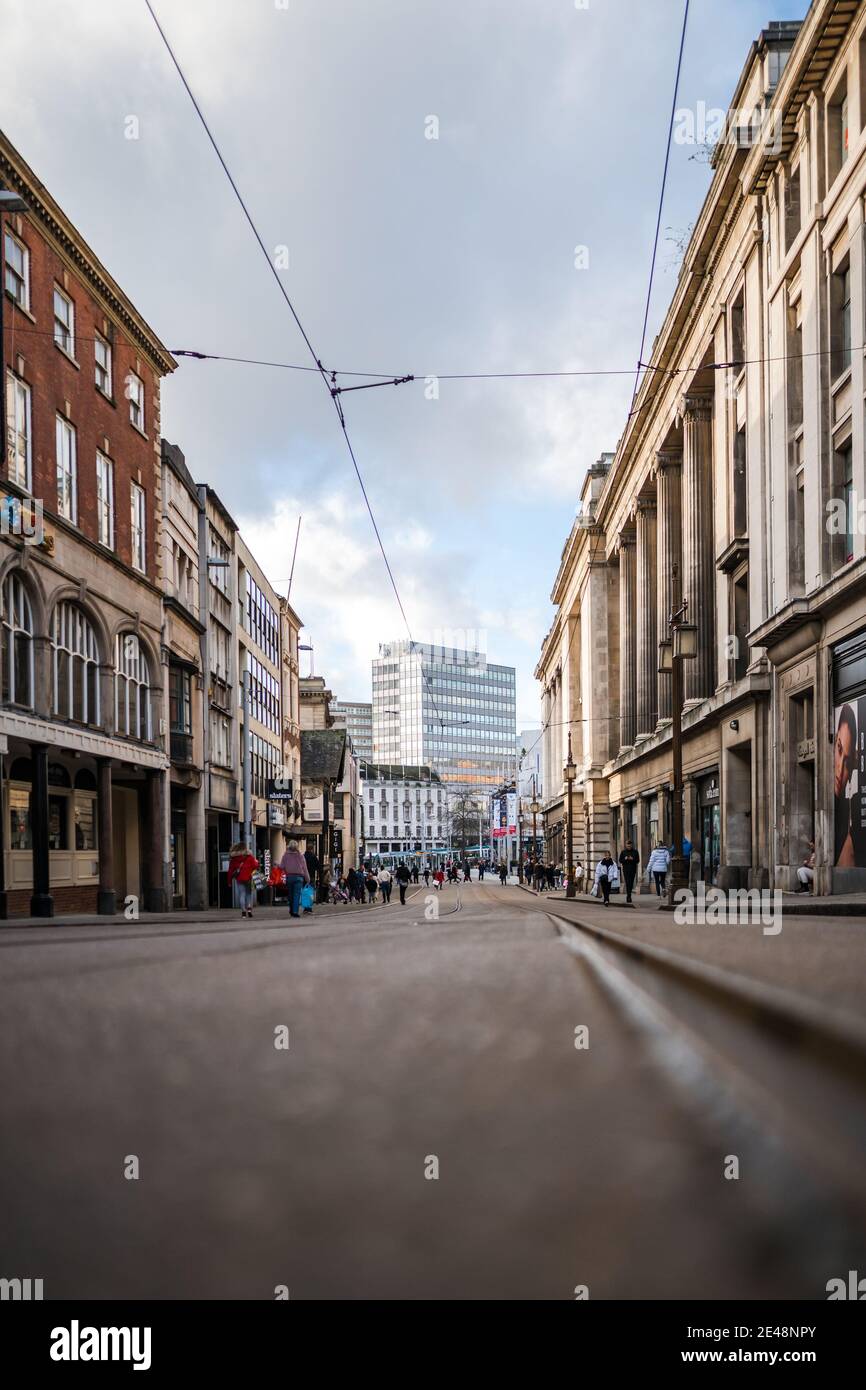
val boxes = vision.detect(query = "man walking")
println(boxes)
[379,865,393,903]
[618,839,640,905]
[395,862,411,904]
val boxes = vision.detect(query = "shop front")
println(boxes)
[830,628,866,892]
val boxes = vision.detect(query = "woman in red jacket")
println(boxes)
[227,841,259,919]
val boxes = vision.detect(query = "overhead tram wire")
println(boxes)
[142,0,449,740]
[2,322,855,383]
[630,0,691,410]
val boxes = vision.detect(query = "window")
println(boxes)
[5,371,31,489]
[95,336,112,396]
[56,415,77,522]
[9,786,31,850]
[785,163,801,250]
[96,451,114,548]
[1,572,34,707]
[52,602,100,724]
[831,261,852,380]
[73,791,97,850]
[209,710,231,768]
[4,229,29,309]
[829,80,850,182]
[169,665,192,733]
[843,443,854,565]
[53,286,74,355]
[115,633,151,740]
[130,482,146,572]
[126,372,145,431]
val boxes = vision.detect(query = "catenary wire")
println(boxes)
[631,0,691,407]
[142,0,449,740]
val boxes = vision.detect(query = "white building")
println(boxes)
[361,763,446,864]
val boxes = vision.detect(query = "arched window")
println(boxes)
[1,572,34,707]
[115,633,151,741]
[52,602,100,725]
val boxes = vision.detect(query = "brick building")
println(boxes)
[1,128,175,916]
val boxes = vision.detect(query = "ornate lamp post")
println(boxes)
[658,562,698,908]
[564,733,577,898]
[530,781,540,866]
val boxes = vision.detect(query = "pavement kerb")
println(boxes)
[547,907,866,1081]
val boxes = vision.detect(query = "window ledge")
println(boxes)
[129,420,149,441]
[54,341,80,370]
[831,365,852,396]
[4,290,35,322]
[96,387,116,408]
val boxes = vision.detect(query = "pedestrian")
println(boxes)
[279,836,311,918]
[572,859,584,893]
[411,863,419,884]
[304,844,320,901]
[499,861,508,885]
[463,863,471,882]
[593,852,619,906]
[379,865,393,903]
[433,867,445,891]
[365,867,379,904]
[796,840,815,893]
[346,866,358,901]
[395,862,411,904]
[227,841,259,919]
[618,839,640,905]
[478,863,485,881]
[646,842,671,896]
[423,867,431,887]
[546,862,556,891]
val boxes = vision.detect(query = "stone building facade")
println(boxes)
[538,6,866,895]
[160,441,206,909]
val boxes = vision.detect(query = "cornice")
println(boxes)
[0,133,176,377]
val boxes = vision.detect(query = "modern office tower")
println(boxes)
[372,640,517,791]
[332,700,373,761]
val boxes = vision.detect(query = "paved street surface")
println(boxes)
[2,882,865,1300]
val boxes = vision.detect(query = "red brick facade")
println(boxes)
[3,212,162,579]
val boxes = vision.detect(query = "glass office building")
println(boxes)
[331,700,373,761]
[372,640,517,791]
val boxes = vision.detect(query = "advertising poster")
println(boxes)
[834,699,866,866]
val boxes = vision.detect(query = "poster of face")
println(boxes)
[834,700,866,867]
[505,792,518,833]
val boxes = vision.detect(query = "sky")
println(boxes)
[1,0,810,726]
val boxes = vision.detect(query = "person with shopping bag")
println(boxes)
[227,841,259,919]
[593,852,619,906]
[279,837,311,919]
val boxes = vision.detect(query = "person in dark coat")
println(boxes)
[618,840,640,904]
[304,846,320,899]
[395,862,411,904]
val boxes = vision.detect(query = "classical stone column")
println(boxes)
[635,499,658,739]
[97,758,116,915]
[617,529,637,750]
[681,393,716,702]
[144,769,168,913]
[30,743,53,917]
[654,449,682,725]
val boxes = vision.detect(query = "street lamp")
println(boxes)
[564,733,577,898]
[530,781,540,869]
[659,566,697,909]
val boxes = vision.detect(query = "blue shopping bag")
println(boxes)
[300,884,315,911]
